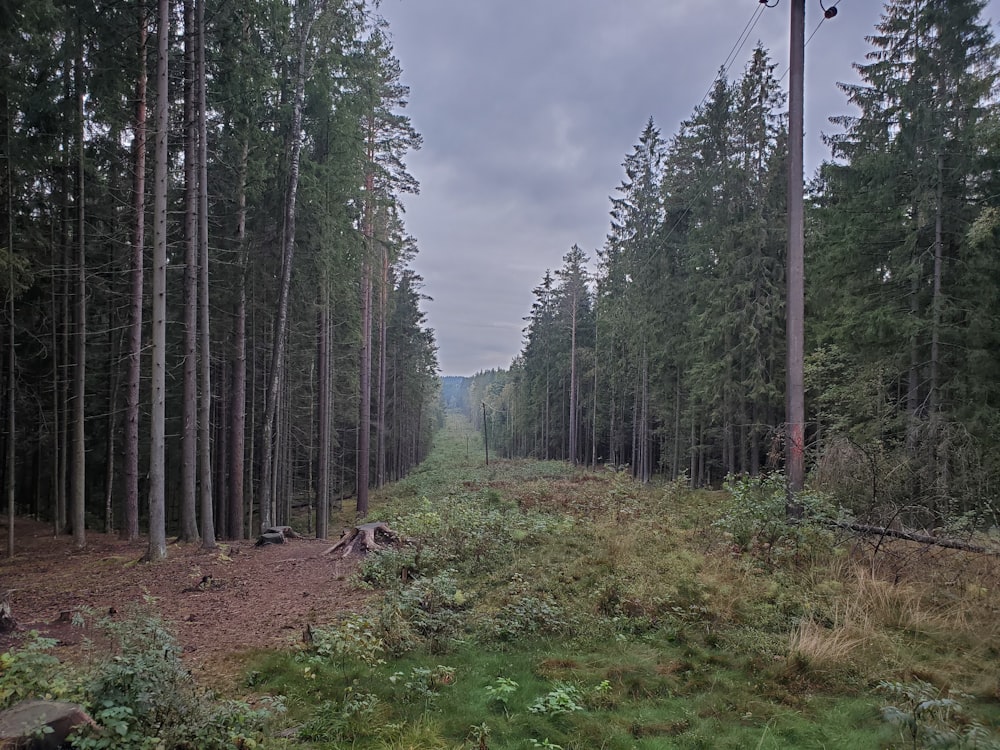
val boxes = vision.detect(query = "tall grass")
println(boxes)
[248,415,1000,749]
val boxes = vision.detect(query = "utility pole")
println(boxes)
[786,0,806,515]
[482,402,489,466]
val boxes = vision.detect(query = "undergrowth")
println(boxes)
[243,414,1000,748]
[9,414,996,748]
[0,601,281,748]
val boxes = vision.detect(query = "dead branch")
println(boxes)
[831,520,998,556]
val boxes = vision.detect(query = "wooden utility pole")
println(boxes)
[786,0,806,513]
[482,402,489,466]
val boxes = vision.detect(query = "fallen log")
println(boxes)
[831,519,998,556]
[323,521,402,558]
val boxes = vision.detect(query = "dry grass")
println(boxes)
[790,560,1000,688]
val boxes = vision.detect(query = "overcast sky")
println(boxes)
[376,0,999,377]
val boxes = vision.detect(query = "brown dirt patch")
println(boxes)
[0,517,371,683]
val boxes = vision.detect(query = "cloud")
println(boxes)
[379,0,997,375]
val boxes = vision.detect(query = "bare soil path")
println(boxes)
[0,517,370,682]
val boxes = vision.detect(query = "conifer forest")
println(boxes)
[1,0,438,555]
[2,0,1000,552]
[465,2,1000,532]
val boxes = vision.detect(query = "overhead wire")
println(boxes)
[613,0,842,279]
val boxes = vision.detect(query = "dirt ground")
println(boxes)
[0,516,371,683]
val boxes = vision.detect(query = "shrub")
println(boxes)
[879,679,1000,749]
[305,613,385,677]
[383,570,471,653]
[78,602,278,749]
[713,473,839,563]
[482,594,571,642]
[0,632,76,708]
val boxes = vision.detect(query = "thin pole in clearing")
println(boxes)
[482,402,489,466]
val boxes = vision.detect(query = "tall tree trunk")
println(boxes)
[227,140,248,540]
[71,36,87,550]
[568,290,577,465]
[123,3,146,541]
[375,241,388,488]
[315,293,330,539]
[259,2,315,529]
[179,0,199,543]
[5,94,13,556]
[147,0,171,562]
[197,0,214,548]
[103,328,120,533]
[357,248,372,516]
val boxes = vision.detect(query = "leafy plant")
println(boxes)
[298,687,382,744]
[80,603,277,750]
[879,679,1000,749]
[483,594,570,642]
[387,569,471,653]
[484,676,519,716]
[0,632,75,708]
[714,473,838,562]
[306,613,386,676]
[528,683,583,716]
[467,721,491,750]
[389,664,455,709]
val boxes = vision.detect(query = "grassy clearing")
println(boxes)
[250,414,1000,749]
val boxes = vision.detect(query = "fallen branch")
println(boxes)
[831,520,998,556]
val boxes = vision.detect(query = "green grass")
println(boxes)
[246,414,1000,749]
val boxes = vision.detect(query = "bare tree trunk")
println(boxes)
[259,1,316,530]
[71,35,87,550]
[227,141,248,540]
[375,241,388,488]
[357,249,372,516]
[5,95,13,555]
[103,328,120,533]
[178,0,199,543]
[197,0,214,548]
[357,131,375,516]
[315,294,330,539]
[147,0,171,562]
[123,3,146,542]
[568,289,578,465]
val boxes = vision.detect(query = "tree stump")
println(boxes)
[255,525,300,546]
[324,522,402,558]
[0,593,16,634]
[0,700,97,750]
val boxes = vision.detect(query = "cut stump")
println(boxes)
[324,522,402,558]
[255,526,300,546]
[0,593,16,634]
[0,700,97,750]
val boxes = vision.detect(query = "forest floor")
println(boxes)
[0,517,370,684]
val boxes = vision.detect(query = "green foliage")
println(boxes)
[484,677,519,716]
[879,679,1000,750]
[713,473,838,563]
[382,569,471,653]
[528,683,583,716]
[246,418,1000,748]
[388,664,455,709]
[481,593,570,643]
[297,687,383,744]
[79,604,277,750]
[0,632,76,708]
[305,613,385,676]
